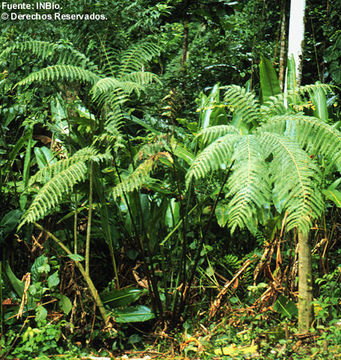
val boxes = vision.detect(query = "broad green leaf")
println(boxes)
[323,188,341,207]
[59,295,72,315]
[101,288,146,307]
[35,305,48,323]
[47,271,60,289]
[215,203,229,227]
[51,95,67,122]
[34,146,56,170]
[67,254,85,262]
[0,210,22,241]
[112,305,155,323]
[5,261,25,298]
[286,54,297,92]
[274,294,298,319]
[311,81,328,121]
[260,56,281,103]
[31,255,49,282]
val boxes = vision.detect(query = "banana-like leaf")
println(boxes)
[260,56,281,103]
[312,81,328,121]
[112,305,155,323]
[101,288,146,307]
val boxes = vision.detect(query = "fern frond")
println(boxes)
[226,135,271,233]
[1,40,98,72]
[118,42,160,78]
[112,152,172,199]
[261,93,287,118]
[224,85,260,124]
[123,71,161,86]
[196,125,240,146]
[28,147,100,186]
[20,161,88,227]
[261,115,341,166]
[186,133,241,186]
[16,65,100,87]
[261,132,324,234]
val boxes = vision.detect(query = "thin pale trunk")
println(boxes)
[285,0,306,89]
[298,230,314,333]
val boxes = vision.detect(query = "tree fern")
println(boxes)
[188,83,341,235]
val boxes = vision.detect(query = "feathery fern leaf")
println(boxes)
[28,147,100,186]
[118,42,160,78]
[16,65,100,87]
[196,125,240,146]
[112,152,172,199]
[20,162,88,227]
[1,40,98,71]
[261,115,341,166]
[186,133,241,186]
[261,132,324,234]
[226,136,271,233]
[224,85,260,125]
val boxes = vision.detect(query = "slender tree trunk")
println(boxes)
[298,230,314,333]
[285,0,306,89]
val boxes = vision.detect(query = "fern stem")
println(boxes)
[180,165,232,316]
[33,222,111,326]
[85,161,94,276]
[112,154,159,315]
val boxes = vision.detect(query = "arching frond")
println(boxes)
[123,71,161,86]
[196,125,240,146]
[261,115,341,167]
[186,133,241,186]
[16,65,100,87]
[112,152,172,199]
[261,132,324,234]
[20,162,88,228]
[28,147,100,186]
[261,93,287,118]
[226,136,271,233]
[1,40,98,72]
[20,147,107,227]
[118,42,160,78]
[224,85,260,124]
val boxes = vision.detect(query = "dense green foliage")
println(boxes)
[0,1,340,359]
